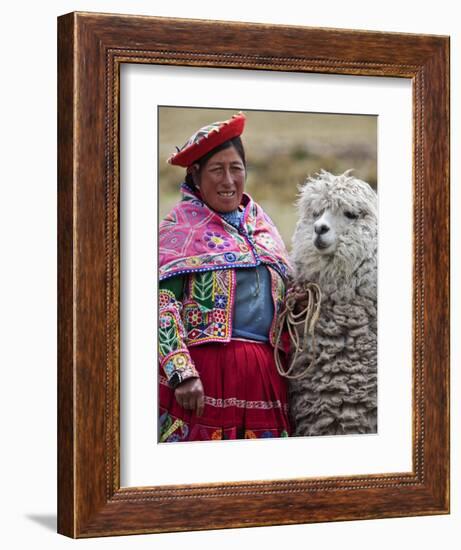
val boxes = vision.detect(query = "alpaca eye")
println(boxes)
[344,211,358,220]
[312,210,323,219]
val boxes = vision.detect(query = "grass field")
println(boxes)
[159,107,377,250]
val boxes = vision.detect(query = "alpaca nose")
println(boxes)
[315,223,330,235]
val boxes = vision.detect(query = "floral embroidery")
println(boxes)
[158,186,291,382]
[180,270,234,346]
[214,294,227,309]
[244,430,257,439]
[159,266,285,381]
[160,316,172,329]
[158,289,200,384]
[159,184,291,281]
[158,312,181,357]
[204,231,231,250]
[186,309,203,326]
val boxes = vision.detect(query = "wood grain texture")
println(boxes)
[57,12,76,538]
[57,11,450,538]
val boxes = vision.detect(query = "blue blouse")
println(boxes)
[232,265,274,342]
[220,208,274,342]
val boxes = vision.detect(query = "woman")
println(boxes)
[158,112,292,442]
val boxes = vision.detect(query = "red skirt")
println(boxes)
[159,340,291,442]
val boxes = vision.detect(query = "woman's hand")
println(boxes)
[288,284,310,314]
[174,377,205,417]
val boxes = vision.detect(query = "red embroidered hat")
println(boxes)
[167,112,246,167]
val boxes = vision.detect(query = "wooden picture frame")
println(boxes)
[57,12,450,538]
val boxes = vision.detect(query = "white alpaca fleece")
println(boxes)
[289,170,377,436]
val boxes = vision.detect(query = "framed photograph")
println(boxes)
[58,12,449,537]
[154,106,378,446]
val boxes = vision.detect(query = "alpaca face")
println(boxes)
[291,171,377,284]
[312,207,361,255]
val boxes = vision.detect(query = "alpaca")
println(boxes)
[289,170,377,436]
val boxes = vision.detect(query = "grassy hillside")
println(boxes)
[159,107,377,249]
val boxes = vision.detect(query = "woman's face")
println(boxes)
[192,146,246,213]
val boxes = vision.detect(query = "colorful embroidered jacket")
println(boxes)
[159,184,291,387]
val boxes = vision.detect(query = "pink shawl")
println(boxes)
[159,184,291,281]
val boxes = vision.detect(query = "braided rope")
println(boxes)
[274,282,322,379]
